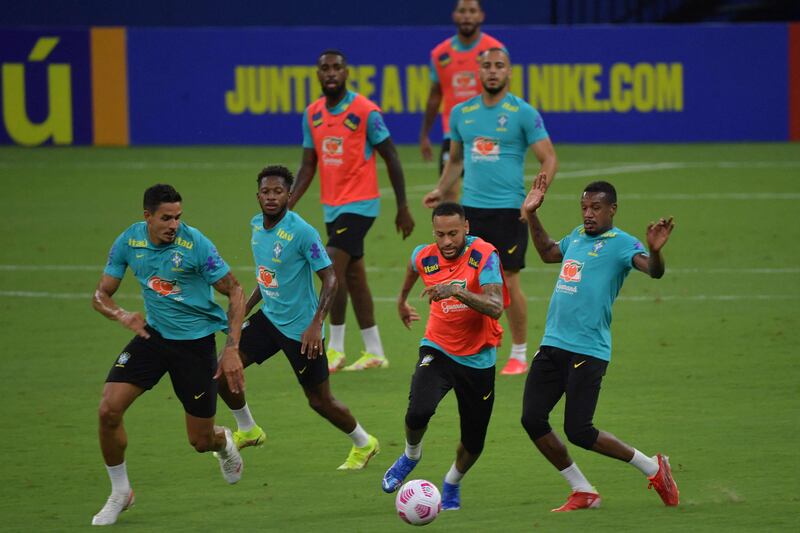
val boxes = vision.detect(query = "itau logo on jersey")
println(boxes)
[471,137,500,162]
[322,136,344,166]
[257,266,279,288]
[147,276,181,296]
[559,259,584,283]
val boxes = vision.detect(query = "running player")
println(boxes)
[217,165,379,470]
[423,47,558,376]
[419,0,505,201]
[291,49,415,372]
[521,177,679,511]
[382,202,508,511]
[91,184,246,526]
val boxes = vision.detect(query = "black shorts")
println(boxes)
[405,346,495,455]
[325,213,375,259]
[463,206,528,271]
[106,326,218,418]
[521,345,608,448]
[239,310,329,388]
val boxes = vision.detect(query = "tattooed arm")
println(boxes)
[422,282,504,320]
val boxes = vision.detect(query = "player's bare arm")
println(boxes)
[212,272,246,394]
[300,265,338,358]
[530,137,559,190]
[424,140,464,208]
[524,175,563,264]
[92,274,150,339]
[288,147,318,210]
[397,262,421,329]
[419,81,443,161]
[423,282,503,319]
[244,285,263,316]
[375,137,415,239]
[633,217,674,279]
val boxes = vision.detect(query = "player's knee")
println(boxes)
[405,408,435,431]
[98,400,124,428]
[564,421,598,450]
[520,409,551,441]
[306,391,329,414]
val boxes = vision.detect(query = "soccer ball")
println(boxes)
[395,479,441,526]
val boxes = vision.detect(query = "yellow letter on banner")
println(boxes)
[2,37,73,146]
[405,65,429,112]
[381,65,403,113]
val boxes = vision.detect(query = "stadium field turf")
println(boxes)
[0,143,798,531]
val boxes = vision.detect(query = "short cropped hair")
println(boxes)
[318,49,347,65]
[584,181,617,204]
[432,201,465,220]
[258,165,295,189]
[480,46,510,63]
[456,0,483,10]
[143,184,181,213]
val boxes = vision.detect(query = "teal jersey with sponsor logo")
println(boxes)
[410,236,502,368]
[302,90,389,222]
[250,211,332,342]
[104,222,230,340]
[450,93,549,209]
[541,226,647,361]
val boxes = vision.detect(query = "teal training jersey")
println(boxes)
[450,93,549,209]
[104,222,230,340]
[541,226,647,361]
[410,236,503,369]
[250,211,332,342]
[302,90,389,222]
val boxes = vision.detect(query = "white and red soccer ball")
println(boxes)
[395,479,442,526]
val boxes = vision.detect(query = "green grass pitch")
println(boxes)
[0,143,798,531]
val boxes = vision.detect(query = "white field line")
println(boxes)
[0,265,798,275]
[0,289,796,304]
[1,160,799,171]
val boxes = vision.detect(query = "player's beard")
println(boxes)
[459,24,478,39]
[322,83,346,99]
[482,79,507,95]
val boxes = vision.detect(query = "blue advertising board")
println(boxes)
[126,24,790,144]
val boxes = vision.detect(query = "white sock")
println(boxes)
[348,422,370,448]
[231,403,256,432]
[629,448,659,477]
[361,326,385,357]
[510,343,527,362]
[559,462,595,493]
[329,324,346,352]
[217,429,235,457]
[444,463,464,485]
[106,462,131,494]
[405,441,422,461]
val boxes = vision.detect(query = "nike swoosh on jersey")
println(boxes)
[483,390,493,400]
[193,392,206,399]
[298,366,307,374]
[336,227,348,235]
[507,245,518,254]
[573,361,586,368]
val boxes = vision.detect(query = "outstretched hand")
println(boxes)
[396,206,415,239]
[646,217,674,252]
[398,301,420,329]
[521,173,548,220]
[422,188,442,209]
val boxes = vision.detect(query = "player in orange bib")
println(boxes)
[419,0,505,201]
[382,202,509,511]
[291,50,415,373]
